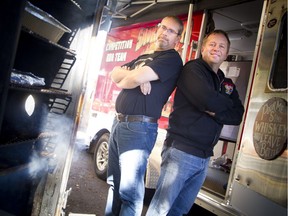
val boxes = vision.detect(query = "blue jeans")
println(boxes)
[105,118,158,216]
[146,145,210,216]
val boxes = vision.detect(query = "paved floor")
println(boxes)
[64,138,110,216]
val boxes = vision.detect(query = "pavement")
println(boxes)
[64,138,110,216]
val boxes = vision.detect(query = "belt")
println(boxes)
[116,113,157,123]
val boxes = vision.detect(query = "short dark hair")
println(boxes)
[164,16,184,36]
[203,29,231,51]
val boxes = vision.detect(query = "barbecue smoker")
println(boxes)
[0,1,108,215]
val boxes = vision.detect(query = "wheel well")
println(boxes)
[88,129,110,154]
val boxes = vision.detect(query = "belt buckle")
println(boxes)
[116,113,121,121]
[116,113,128,122]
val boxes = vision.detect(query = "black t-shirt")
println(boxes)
[115,49,183,119]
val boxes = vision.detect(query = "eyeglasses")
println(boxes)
[158,23,179,35]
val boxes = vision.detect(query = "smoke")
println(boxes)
[28,112,74,177]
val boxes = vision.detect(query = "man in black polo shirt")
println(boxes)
[146,30,244,216]
[104,16,184,216]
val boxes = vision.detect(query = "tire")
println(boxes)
[93,133,109,181]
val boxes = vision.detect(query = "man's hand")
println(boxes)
[110,65,158,89]
[122,66,130,70]
[109,66,130,83]
[140,82,151,95]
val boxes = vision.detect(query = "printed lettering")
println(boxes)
[106,40,133,51]
[253,97,287,160]
[114,52,127,62]
[106,53,114,62]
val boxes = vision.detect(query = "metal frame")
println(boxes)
[112,0,187,19]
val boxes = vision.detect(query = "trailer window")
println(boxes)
[269,12,287,90]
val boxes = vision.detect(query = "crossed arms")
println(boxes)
[110,65,159,95]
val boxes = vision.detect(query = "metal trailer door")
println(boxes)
[230,0,287,215]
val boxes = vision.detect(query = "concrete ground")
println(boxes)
[64,138,110,216]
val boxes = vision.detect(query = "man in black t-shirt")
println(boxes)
[104,16,184,216]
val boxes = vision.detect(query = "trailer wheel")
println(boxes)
[93,133,109,181]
